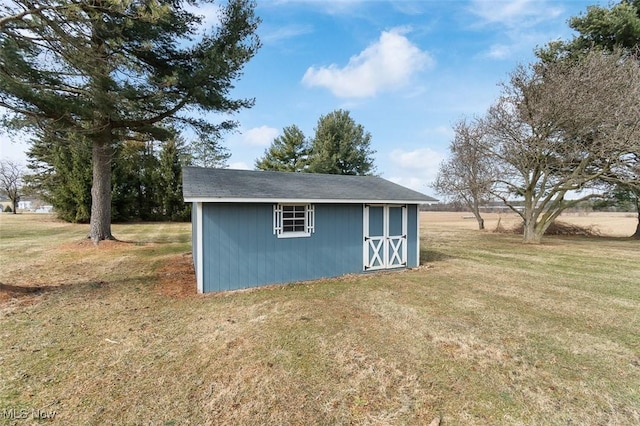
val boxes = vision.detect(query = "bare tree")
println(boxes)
[483,49,640,243]
[0,160,23,214]
[602,154,640,239]
[433,118,495,230]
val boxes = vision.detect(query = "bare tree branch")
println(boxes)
[482,49,640,242]
[432,118,496,230]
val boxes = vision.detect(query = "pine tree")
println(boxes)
[25,132,93,223]
[307,110,376,176]
[1,0,260,242]
[157,137,190,221]
[255,125,309,172]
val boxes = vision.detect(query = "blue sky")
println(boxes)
[0,0,604,197]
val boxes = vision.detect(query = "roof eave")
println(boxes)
[183,196,438,204]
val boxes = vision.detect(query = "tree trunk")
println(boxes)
[522,219,542,244]
[471,199,485,230]
[89,137,114,243]
[11,199,17,214]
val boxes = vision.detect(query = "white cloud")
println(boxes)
[261,24,313,44]
[386,147,445,193]
[388,176,431,194]
[392,2,429,16]
[241,125,279,147]
[469,0,563,28]
[478,26,559,60]
[271,0,364,16]
[185,3,222,30]
[389,147,444,171]
[228,161,251,170]
[468,0,565,60]
[302,28,434,98]
[486,44,511,60]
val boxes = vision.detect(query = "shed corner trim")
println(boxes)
[196,202,204,294]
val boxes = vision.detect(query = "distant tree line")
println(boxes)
[433,0,640,242]
[1,133,230,222]
[255,109,376,176]
[421,199,638,214]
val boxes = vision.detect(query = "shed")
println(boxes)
[182,167,438,293]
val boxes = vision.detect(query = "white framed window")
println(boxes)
[273,204,315,238]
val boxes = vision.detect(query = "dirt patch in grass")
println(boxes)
[0,216,192,308]
[155,253,197,298]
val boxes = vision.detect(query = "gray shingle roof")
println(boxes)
[182,167,438,203]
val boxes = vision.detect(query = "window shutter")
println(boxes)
[273,204,283,235]
[306,204,315,234]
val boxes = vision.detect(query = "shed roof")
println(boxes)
[182,167,438,204]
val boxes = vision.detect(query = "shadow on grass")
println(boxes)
[421,249,454,263]
[65,237,188,250]
[0,276,156,303]
[114,237,191,246]
[0,282,52,295]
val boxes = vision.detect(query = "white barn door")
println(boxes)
[363,204,407,271]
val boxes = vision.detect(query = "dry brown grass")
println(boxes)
[1,212,639,425]
[425,211,637,237]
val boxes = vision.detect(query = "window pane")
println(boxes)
[278,204,311,234]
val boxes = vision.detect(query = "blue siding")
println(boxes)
[196,202,422,292]
[201,203,364,292]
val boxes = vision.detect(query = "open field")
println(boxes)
[425,211,639,237]
[0,212,639,424]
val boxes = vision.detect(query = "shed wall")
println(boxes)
[201,203,363,292]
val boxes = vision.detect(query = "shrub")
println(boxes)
[497,220,601,237]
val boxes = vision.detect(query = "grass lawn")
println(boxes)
[0,212,639,425]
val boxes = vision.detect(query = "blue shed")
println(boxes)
[182,167,438,293]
